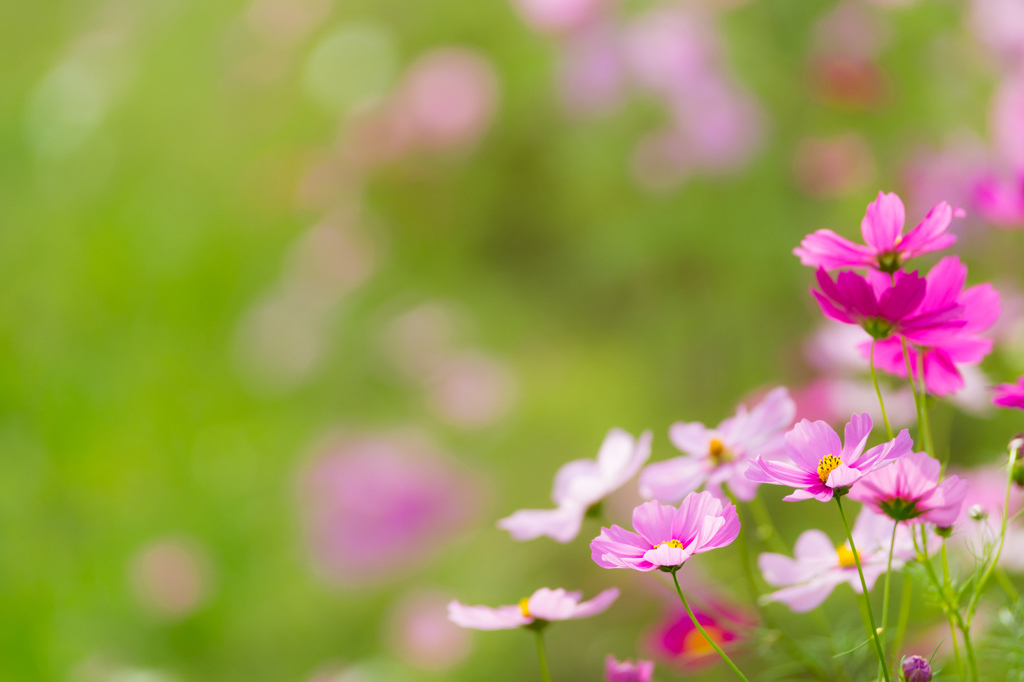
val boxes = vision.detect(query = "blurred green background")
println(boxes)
[1,0,1022,680]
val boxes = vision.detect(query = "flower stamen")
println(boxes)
[835,544,859,568]
[656,539,686,550]
[708,438,733,464]
[817,454,842,484]
[519,597,531,618]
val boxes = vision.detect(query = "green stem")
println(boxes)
[722,487,760,607]
[942,541,978,682]
[748,494,789,554]
[916,352,935,460]
[891,573,912,663]
[899,337,925,443]
[879,520,898,671]
[533,629,552,682]
[995,567,1020,602]
[912,526,965,681]
[870,340,894,439]
[968,441,1018,624]
[835,496,890,682]
[671,571,750,682]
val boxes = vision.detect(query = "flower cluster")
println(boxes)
[445,190,1024,682]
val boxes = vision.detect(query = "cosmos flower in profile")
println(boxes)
[993,375,1024,410]
[746,414,912,502]
[498,428,652,543]
[758,508,916,612]
[447,587,619,630]
[590,493,740,572]
[640,387,795,504]
[848,451,967,526]
[795,191,959,272]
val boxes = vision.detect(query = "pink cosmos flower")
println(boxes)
[848,451,968,526]
[993,376,1024,409]
[795,192,959,272]
[812,267,964,340]
[974,172,1024,227]
[447,587,619,630]
[590,492,740,572]
[759,508,916,612]
[499,428,652,543]
[605,656,654,682]
[639,387,795,503]
[746,414,913,502]
[866,256,1000,396]
[952,466,1024,572]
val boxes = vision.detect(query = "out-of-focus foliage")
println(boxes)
[1,0,1024,680]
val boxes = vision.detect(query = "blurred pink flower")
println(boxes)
[427,352,517,429]
[951,466,1024,572]
[645,603,746,672]
[605,655,654,682]
[866,256,1000,396]
[849,451,968,525]
[795,191,958,272]
[812,1,891,62]
[792,377,917,430]
[590,493,740,571]
[511,0,608,34]
[388,591,472,671]
[448,587,619,629]
[245,0,332,46]
[640,387,795,503]
[394,48,499,152]
[808,56,887,110]
[974,172,1024,227]
[902,138,988,227]
[747,414,912,503]
[793,133,875,199]
[298,432,484,585]
[993,375,1024,408]
[383,302,467,380]
[623,9,718,97]
[499,428,652,542]
[559,27,627,116]
[970,0,1024,70]
[130,537,212,619]
[759,508,915,612]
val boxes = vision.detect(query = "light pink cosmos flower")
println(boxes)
[866,256,1000,396]
[795,191,959,272]
[993,376,1024,409]
[499,428,652,543]
[849,451,968,526]
[590,492,740,572]
[812,267,965,341]
[759,508,916,612]
[447,587,619,630]
[746,414,913,502]
[640,387,795,503]
[605,656,654,682]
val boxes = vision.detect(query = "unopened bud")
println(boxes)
[969,504,987,521]
[1010,433,1024,456]
[934,525,953,538]
[1013,463,1024,489]
[901,655,932,682]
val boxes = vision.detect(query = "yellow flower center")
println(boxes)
[708,438,733,464]
[817,454,842,484]
[657,539,686,550]
[836,544,859,568]
[683,625,724,656]
[519,597,531,618]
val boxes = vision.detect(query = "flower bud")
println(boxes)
[1010,433,1024,457]
[901,655,932,682]
[969,504,987,521]
[1013,462,1024,489]
[934,525,953,538]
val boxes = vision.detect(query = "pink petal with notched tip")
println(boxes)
[785,420,843,471]
[639,456,709,503]
[447,602,531,630]
[497,505,586,543]
[860,191,906,251]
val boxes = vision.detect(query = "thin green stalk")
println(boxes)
[891,574,912,664]
[748,494,789,554]
[995,567,1020,602]
[942,541,978,682]
[879,520,899,668]
[967,441,1018,624]
[722,487,759,606]
[870,340,894,439]
[913,526,964,682]
[915,352,935,460]
[835,496,890,682]
[899,337,925,442]
[533,629,552,682]
[671,571,750,682]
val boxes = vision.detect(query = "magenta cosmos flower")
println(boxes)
[849,451,968,526]
[759,508,917,612]
[812,267,964,341]
[590,492,740,572]
[605,656,654,682]
[640,387,795,503]
[993,376,1024,409]
[498,428,652,543]
[745,414,912,502]
[646,603,748,672]
[447,587,619,630]
[795,191,958,272]
[867,256,1000,396]
[974,172,1024,229]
